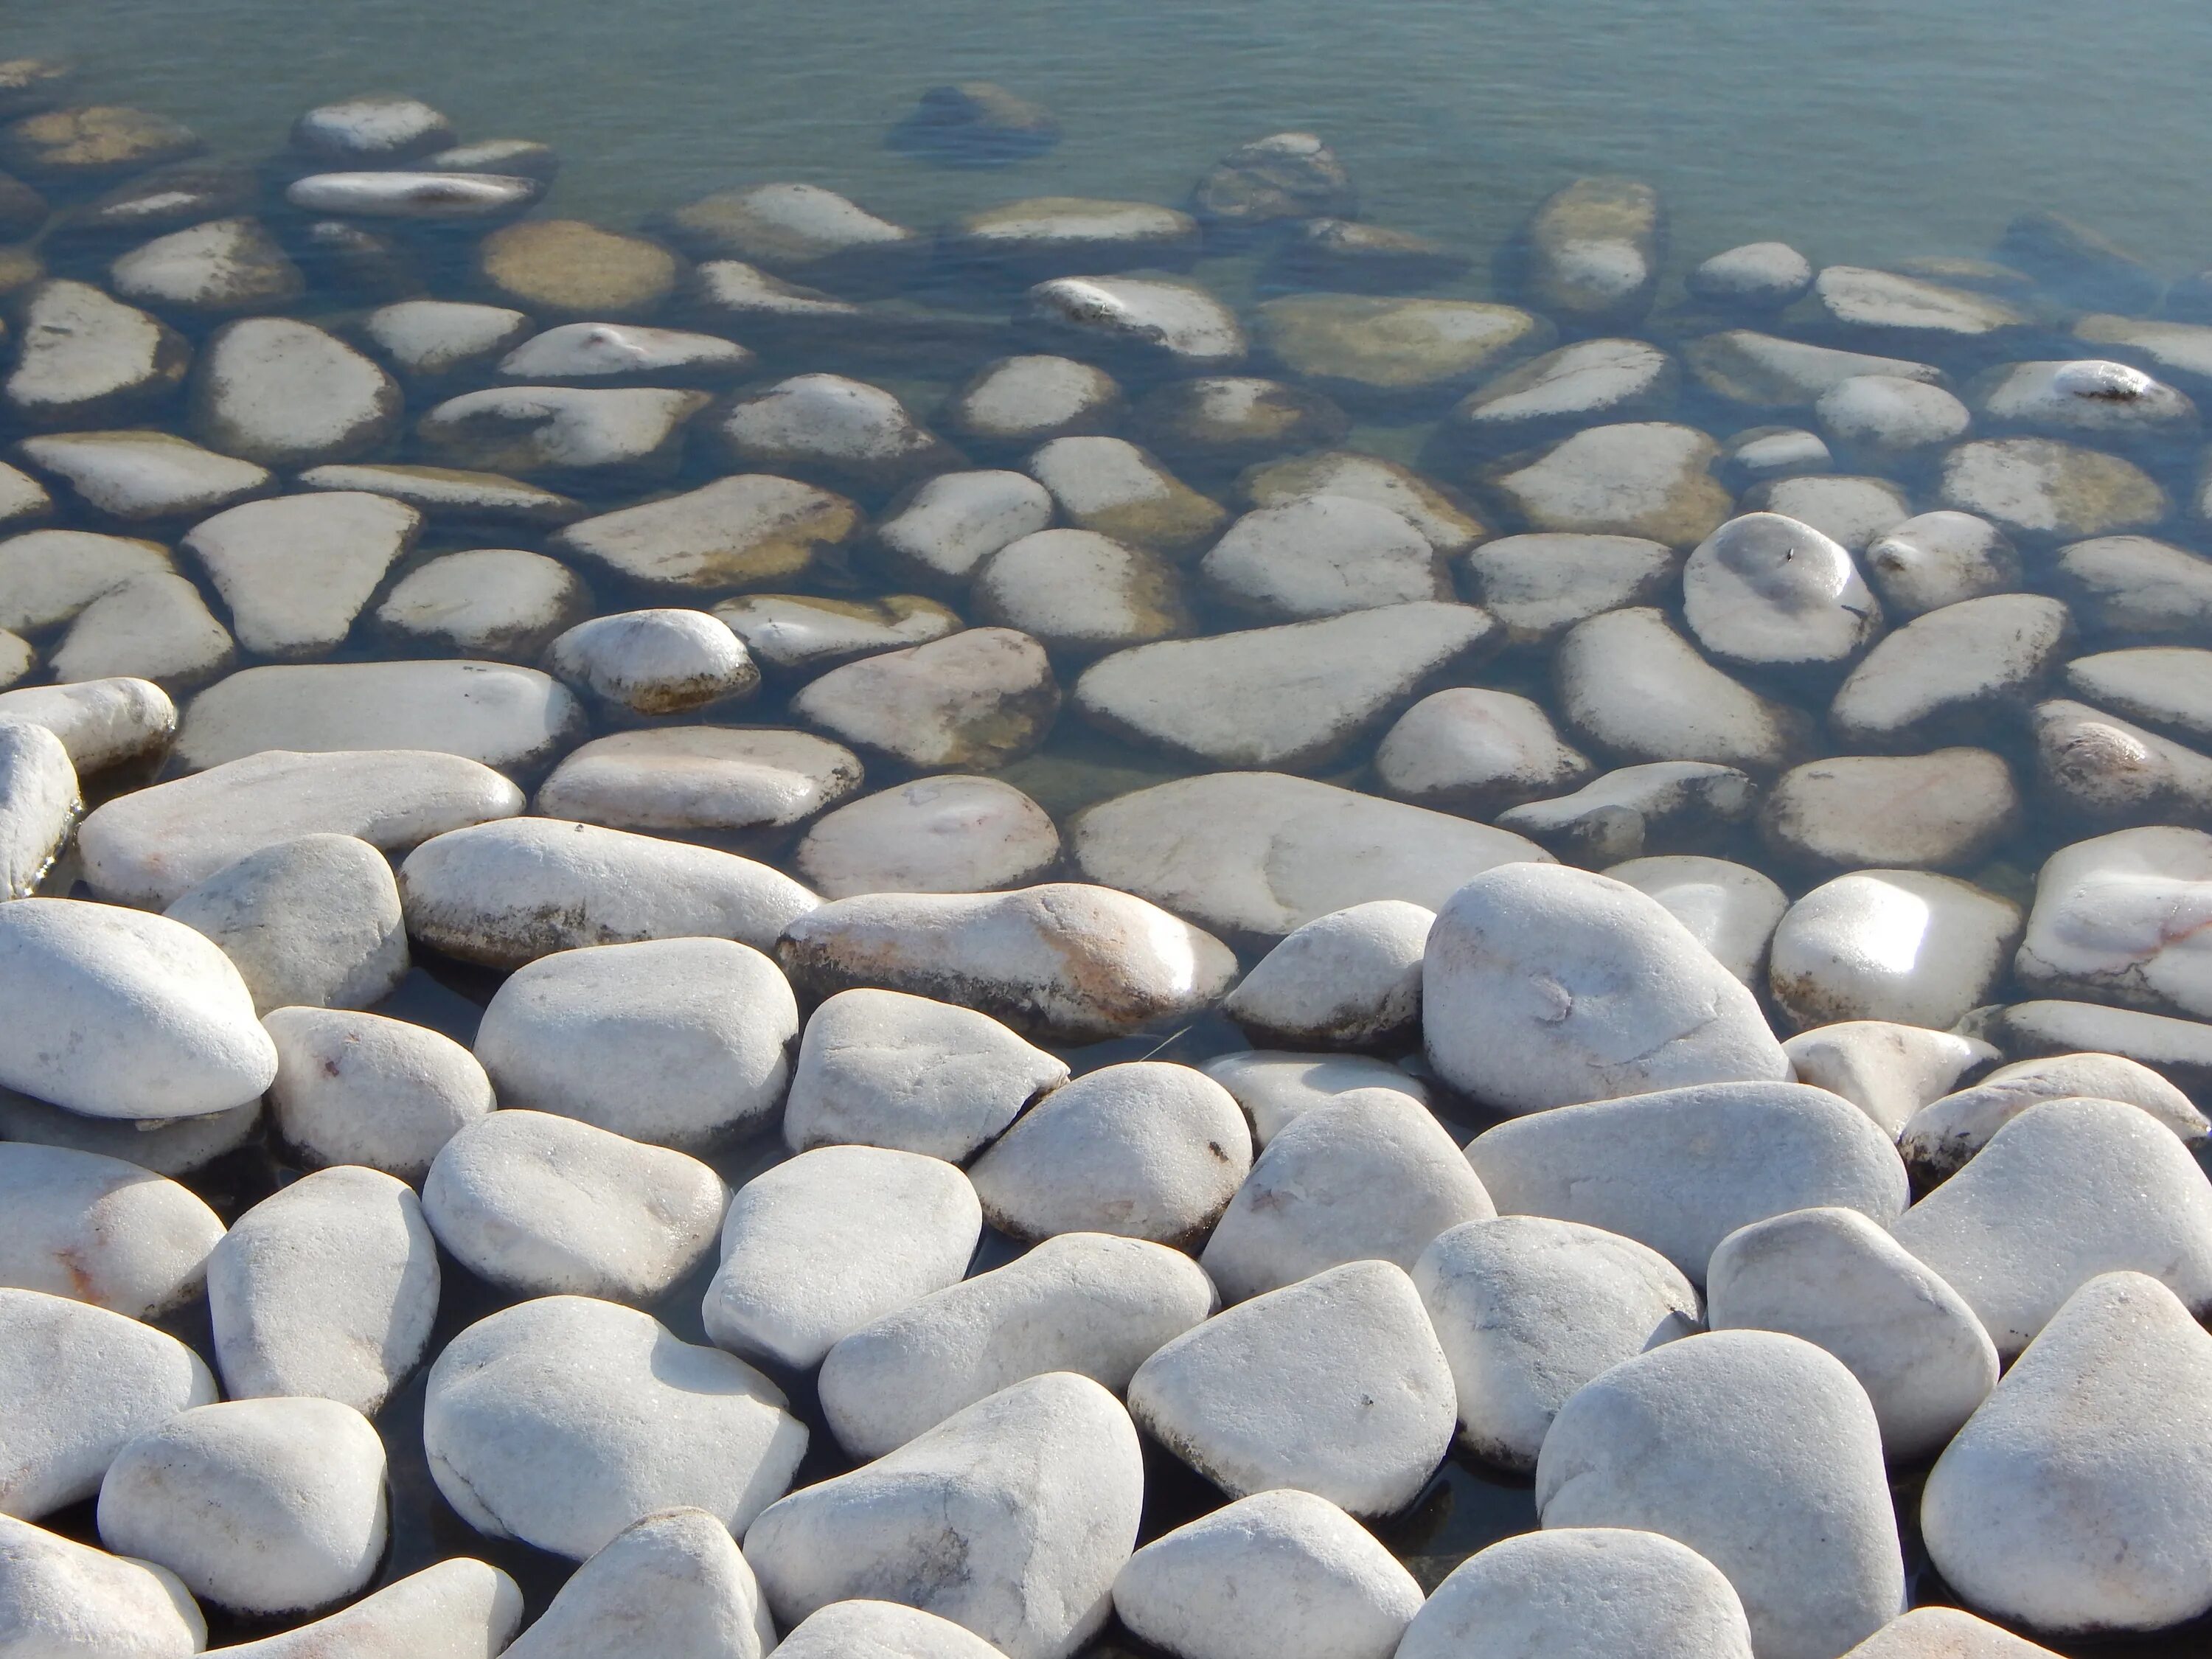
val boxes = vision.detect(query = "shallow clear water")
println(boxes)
[12,1,2212,1652]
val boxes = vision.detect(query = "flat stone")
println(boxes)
[975,528,1189,655]
[716,593,964,675]
[1973,358,2197,439]
[361,299,533,383]
[1276,216,1470,291]
[502,1506,774,1659]
[1018,276,1245,372]
[0,898,275,1121]
[375,546,591,659]
[688,260,867,339]
[1769,870,2022,1032]
[1863,511,2020,616]
[2066,646,2212,746]
[538,726,862,835]
[0,464,49,530]
[76,746,521,908]
[4,279,188,428]
[265,1005,492,1183]
[206,1164,437,1415]
[1919,1271,2212,1635]
[476,219,681,319]
[185,1559,520,1659]
[1522,176,1663,325]
[1761,750,2019,869]
[49,571,232,691]
[1113,1489,1422,1659]
[1253,294,1551,406]
[1193,132,1355,226]
[2057,533,2212,638]
[1223,899,1433,1051]
[1738,474,1911,552]
[0,717,74,900]
[108,218,302,317]
[1938,438,2167,541]
[417,386,710,482]
[1026,436,1228,557]
[1602,853,1787,984]
[1892,1096,2212,1357]
[291,92,452,160]
[473,935,800,1147]
[180,491,419,659]
[776,882,1236,1043]
[705,1144,980,1369]
[653,181,920,288]
[1708,1206,1998,1462]
[545,608,757,715]
[793,627,1058,769]
[1688,241,1815,310]
[1128,1259,1455,1517]
[554,473,860,593]
[941,356,1123,456]
[1783,1020,1998,1141]
[894,81,1060,165]
[0,1142,221,1320]
[1460,532,1675,644]
[1444,337,1677,459]
[1198,1051,1432,1147]
[874,468,1056,588]
[1686,330,1944,410]
[424,1108,726,1304]
[95,1396,386,1616]
[423,1295,807,1559]
[17,431,268,524]
[1723,425,1834,484]
[1,105,201,181]
[164,832,407,1014]
[1534,1329,1905,1659]
[1200,1090,1489,1300]
[0,1511,206,1659]
[1239,450,1487,554]
[1375,689,1592,815]
[175,660,582,778]
[285,169,541,220]
[1992,999,2212,1103]
[744,1372,1142,1659]
[1998,211,2158,310]
[1469,1079,1907,1279]
[1072,771,1548,940]
[1499,759,1761,868]
[498,321,752,386]
[1072,602,1492,771]
[1901,1051,2207,1180]
[189,318,400,470]
[793,774,1059,899]
[1414,1215,1698,1472]
[1487,422,1729,548]
[785,986,1067,1161]
[1135,376,1348,469]
[2014,826,2212,1018]
[296,462,580,527]
[1830,594,2072,749]
[1814,266,2028,340]
[820,1231,1212,1459]
[1200,496,1446,620]
[969,1061,1249,1248]
[716,374,960,501]
[947,197,1199,278]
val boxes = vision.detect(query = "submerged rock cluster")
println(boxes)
[0,55,2210,1659]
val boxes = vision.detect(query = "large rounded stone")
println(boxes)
[0,1143,221,1321]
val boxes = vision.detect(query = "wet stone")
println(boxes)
[375,546,592,659]
[1738,474,1910,552]
[1555,607,1806,772]
[475,218,683,319]
[49,571,233,691]
[1071,770,1547,940]
[1997,209,2162,313]
[1899,1050,2206,1182]
[1816,374,1972,463]
[498,320,754,385]
[0,717,74,900]
[1769,869,2022,1032]
[1199,495,1445,620]
[545,608,758,715]
[75,745,521,908]
[1829,592,2072,749]
[2055,532,2212,638]
[1520,175,1664,326]
[17,431,269,524]
[1688,240,1815,310]
[1193,132,1356,226]
[0,463,50,529]
[872,468,1056,589]
[422,1107,726,1304]
[1413,1214,1700,1472]
[1239,449,1489,554]
[1992,999,2212,1114]
[400,816,817,970]
[0,631,30,688]
[1487,422,1730,547]
[2014,826,2212,1018]
[181,490,420,659]
[1814,265,2029,341]
[163,830,408,1014]
[654,181,921,289]
[1722,425,1834,485]
[417,385,711,483]
[2066,646,2212,745]
[554,473,860,593]
[974,529,1187,655]
[717,592,964,675]
[689,259,868,339]
[4,279,188,428]
[1252,293,1552,407]
[793,627,1059,769]
[1603,853,1787,985]
[774,881,1237,1043]
[175,659,581,777]
[1276,215,1469,291]
[1459,531,1675,644]
[1760,749,2019,870]
[296,461,581,527]
[1019,275,1247,372]
[1972,358,2197,439]
[939,355,1123,455]
[1938,437,2168,541]
[784,985,1068,1161]
[290,91,453,160]
[0,105,201,181]
[1026,435,1228,557]
[285,169,543,220]
[717,373,960,501]
[1072,601,1495,771]
[0,168,42,240]
[538,726,863,835]
[361,299,534,384]
[946,196,1199,278]
[2073,311,2212,392]
[1440,337,1677,458]
[1375,688,1593,816]
[1134,375,1348,468]
[794,774,1060,897]
[264,1005,495,1183]
[1863,510,2020,616]
[894,81,1061,165]
[1682,511,1880,671]
[109,218,302,318]
[1686,329,1944,411]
